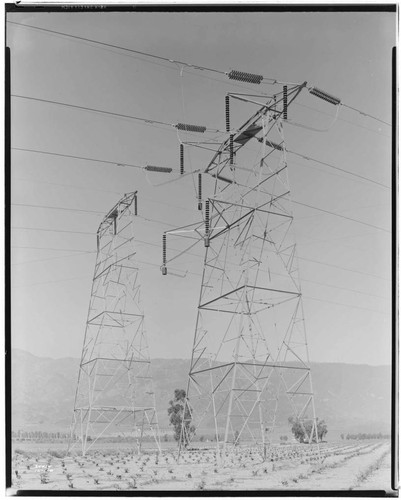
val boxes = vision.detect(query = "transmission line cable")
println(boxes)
[291,199,390,233]
[12,147,144,170]
[12,94,173,129]
[341,103,391,127]
[6,21,285,85]
[304,295,389,315]
[12,245,93,253]
[13,224,388,300]
[14,275,90,288]
[12,203,104,215]
[297,255,389,281]
[13,141,389,194]
[11,95,222,134]
[12,251,96,266]
[12,226,93,236]
[287,150,390,189]
[8,20,391,126]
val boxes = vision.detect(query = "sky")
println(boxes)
[7,8,395,365]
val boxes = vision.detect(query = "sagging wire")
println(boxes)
[285,102,341,133]
[11,22,391,127]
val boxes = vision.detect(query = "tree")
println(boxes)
[167,389,195,448]
[288,416,328,443]
[317,419,328,442]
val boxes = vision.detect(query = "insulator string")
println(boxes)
[283,85,288,120]
[198,173,203,211]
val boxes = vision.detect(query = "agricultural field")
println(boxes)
[9,440,393,492]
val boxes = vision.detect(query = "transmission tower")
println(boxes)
[70,192,161,455]
[161,80,335,458]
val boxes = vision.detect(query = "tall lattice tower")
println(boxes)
[70,192,161,455]
[163,82,323,457]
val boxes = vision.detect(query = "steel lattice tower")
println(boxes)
[70,192,161,455]
[163,83,320,457]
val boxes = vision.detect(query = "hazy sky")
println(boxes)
[8,9,394,365]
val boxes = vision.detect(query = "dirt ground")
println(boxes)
[9,440,394,493]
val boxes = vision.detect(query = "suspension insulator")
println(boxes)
[225,95,230,132]
[228,70,263,84]
[198,173,202,210]
[176,123,207,133]
[162,234,167,275]
[180,144,184,175]
[204,200,210,247]
[229,134,234,165]
[309,87,341,105]
[145,165,173,173]
[134,193,138,216]
[283,86,288,120]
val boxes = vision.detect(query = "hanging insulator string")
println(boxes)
[229,134,234,166]
[225,95,230,132]
[204,200,210,247]
[180,144,184,175]
[283,85,288,120]
[162,234,167,275]
[198,173,202,210]
[134,193,138,216]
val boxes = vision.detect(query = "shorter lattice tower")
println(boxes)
[69,192,161,455]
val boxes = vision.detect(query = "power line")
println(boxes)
[304,295,389,316]
[12,249,389,315]
[12,147,144,170]
[341,103,391,127]
[14,176,123,196]
[297,255,389,281]
[8,20,286,106]
[12,103,389,191]
[11,94,174,129]
[12,250,96,266]
[16,225,388,298]
[294,102,390,138]
[300,276,387,300]
[14,145,385,195]
[291,199,390,233]
[6,21,278,84]
[12,197,389,245]
[12,226,93,236]
[287,150,390,190]
[11,224,391,288]
[8,20,391,127]
[13,275,90,288]
[12,245,93,253]
[12,202,104,215]
[12,94,222,134]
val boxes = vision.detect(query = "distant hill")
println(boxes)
[10,349,391,438]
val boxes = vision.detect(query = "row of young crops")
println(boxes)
[11,440,390,491]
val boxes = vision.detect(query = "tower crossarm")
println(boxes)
[204,82,307,175]
[190,361,310,376]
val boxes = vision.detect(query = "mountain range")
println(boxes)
[10,349,392,439]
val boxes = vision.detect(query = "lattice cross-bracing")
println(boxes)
[69,192,161,455]
[163,85,319,459]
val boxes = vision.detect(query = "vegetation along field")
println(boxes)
[10,439,392,492]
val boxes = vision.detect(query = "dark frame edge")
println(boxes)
[5,43,12,491]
